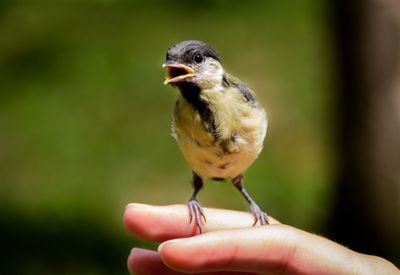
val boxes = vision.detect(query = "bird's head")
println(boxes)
[163,40,224,90]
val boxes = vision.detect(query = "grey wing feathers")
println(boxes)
[222,73,256,105]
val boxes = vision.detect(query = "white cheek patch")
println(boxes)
[207,63,221,74]
[197,61,224,89]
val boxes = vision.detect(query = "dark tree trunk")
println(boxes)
[329,0,400,265]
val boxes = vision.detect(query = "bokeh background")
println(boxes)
[1,0,399,274]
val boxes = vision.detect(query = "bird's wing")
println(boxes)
[222,73,256,105]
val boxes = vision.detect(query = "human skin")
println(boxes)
[124,203,399,275]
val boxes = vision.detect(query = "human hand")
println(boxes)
[124,203,399,275]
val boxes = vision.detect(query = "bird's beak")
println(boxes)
[162,62,195,85]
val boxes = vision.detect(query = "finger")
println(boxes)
[124,203,280,242]
[159,225,363,274]
[128,248,257,275]
[128,248,178,275]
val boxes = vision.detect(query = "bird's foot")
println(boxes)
[250,203,269,225]
[188,199,206,233]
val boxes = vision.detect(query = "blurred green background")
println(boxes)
[1,1,397,274]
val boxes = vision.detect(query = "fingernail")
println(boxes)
[130,247,137,254]
[130,247,150,256]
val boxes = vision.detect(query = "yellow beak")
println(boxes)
[163,63,195,85]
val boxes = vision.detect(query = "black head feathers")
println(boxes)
[166,40,221,65]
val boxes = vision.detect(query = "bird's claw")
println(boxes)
[250,203,269,225]
[188,199,206,233]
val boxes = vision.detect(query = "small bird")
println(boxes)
[163,40,269,233]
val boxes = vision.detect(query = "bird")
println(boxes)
[163,40,269,233]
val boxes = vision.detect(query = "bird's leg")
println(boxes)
[232,174,269,225]
[188,172,206,233]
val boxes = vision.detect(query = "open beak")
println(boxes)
[163,62,195,85]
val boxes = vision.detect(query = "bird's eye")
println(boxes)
[193,53,204,63]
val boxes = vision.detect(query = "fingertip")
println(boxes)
[124,204,198,242]
[159,235,221,273]
[127,248,145,274]
[129,247,184,275]
[127,250,133,274]
[124,203,145,237]
[123,203,164,241]
[158,239,190,272]
[158,238,183,255]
